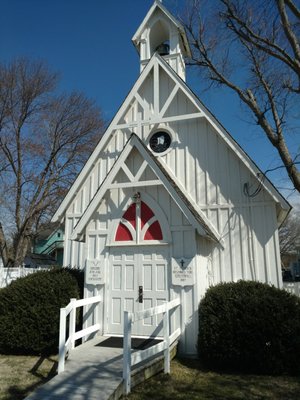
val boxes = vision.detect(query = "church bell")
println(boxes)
[156,42,170,56]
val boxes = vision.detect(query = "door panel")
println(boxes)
[107,247,169,337]
[108,250,138,335]
[140,253,168,335]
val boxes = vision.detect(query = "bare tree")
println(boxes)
[182,0,300,193]
[279,205,300,254]
[0,58,104,268]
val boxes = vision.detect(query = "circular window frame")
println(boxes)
[147,128,174,156]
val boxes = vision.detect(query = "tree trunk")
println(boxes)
[0,223,8,268]
[276,137,300,193]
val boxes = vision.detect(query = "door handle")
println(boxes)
[138,286,143,303]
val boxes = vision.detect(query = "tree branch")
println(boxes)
[285,0,300,19]
[220,0,300,76]
[182,0,300,192]
[277,0,300,62]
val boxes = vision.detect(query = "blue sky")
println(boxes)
[1,0,299,204]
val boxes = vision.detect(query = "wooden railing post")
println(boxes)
[123,311,132,395]
[57,295,102,374]
[122,299,181,388]
[163,304,170,374]
[69,298,77,350]
[58,307,67,374]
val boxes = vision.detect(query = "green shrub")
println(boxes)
[63,267,85,333]
[0,268,80,355]
[198,280,300,375]
[64,267,84,298]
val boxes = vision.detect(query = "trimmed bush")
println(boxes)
[0,268,80,355]
[64,267,84,298]
[198,280,300,375]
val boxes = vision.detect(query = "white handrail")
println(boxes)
[132,298,180,322]
[58,295,101,374]
[123,298,181,394]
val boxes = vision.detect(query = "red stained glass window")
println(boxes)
[141,201,154,228]
[123,203,136,229]
[144,220,163,240]
[115,223,133,241]
[114,200,163,242]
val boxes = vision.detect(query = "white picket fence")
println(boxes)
[283,282,300,297]
[0,267,50,288]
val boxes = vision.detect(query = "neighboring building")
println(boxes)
[23,253,58,269]
[32,223,64,266]
[291,255,300,279]
[282,241,300,281]
[52,1,290,355]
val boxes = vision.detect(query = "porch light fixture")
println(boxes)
[133,191,141,203]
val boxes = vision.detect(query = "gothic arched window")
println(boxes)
[115,201,163,243]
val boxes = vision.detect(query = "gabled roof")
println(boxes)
[153,55,291,221]
[52,54,160,222]
[71,133,221,243]
[132,0,191,57]
[52,51,290,225]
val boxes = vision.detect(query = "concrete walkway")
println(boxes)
[26,336,124,400]
[25,336,167,400]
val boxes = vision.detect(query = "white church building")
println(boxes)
[52,1,290,355]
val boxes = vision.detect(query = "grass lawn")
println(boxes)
[1,355,300,400]
[123,358,300,400]
[0,354,57,400]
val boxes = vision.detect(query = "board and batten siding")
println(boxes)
[64,61,281,286]
[77,184,199,354]
[60,59,283,355]
[63,61,282,290]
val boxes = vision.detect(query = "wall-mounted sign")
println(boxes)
[172,257,195,286]
[86,259,105,285]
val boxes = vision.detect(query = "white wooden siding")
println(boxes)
[80,184,198,353]
[63,58,282,306]
[64,58,282,354]
[194,202,281,294]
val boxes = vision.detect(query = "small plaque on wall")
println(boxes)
[172,258,195,286]
[86,259,105,285]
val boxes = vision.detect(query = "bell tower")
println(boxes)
[132,0,191,81]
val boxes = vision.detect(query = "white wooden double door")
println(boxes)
[107,247,169,337]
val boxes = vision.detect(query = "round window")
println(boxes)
[149,131,171,153]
